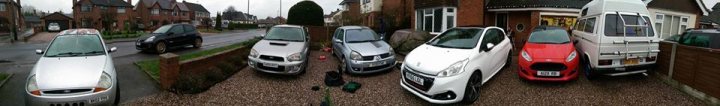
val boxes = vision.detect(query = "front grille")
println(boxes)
[403,67,435,92]
[50,102,85,106]
[361,53,390,61]
[43,89,92,94]
[259,55,284,62]
[363,63,392,71]
[257,63,285,72]
[530,62,567,71]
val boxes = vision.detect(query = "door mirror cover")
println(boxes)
[334,39,343,43]
[484,43,496,52]
[35,49,44,55]
[108,47,118,53]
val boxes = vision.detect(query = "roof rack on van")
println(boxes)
[608,11,661,59]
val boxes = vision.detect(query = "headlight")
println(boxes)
[566,51,577,62]
[288,52,302,62]
[94,72,112,93]
[27,75,40,96]
[249,49,259,58]
[144,36,156,42]
[437,59,469,77]
[521,50,532,61]
[350,51,362,60]
[388,48,395,56]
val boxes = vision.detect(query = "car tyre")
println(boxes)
[461,71,482,104]
[338,57,348,74]
[114,81,120,105]
[155,42,167,53]
[193,38,202,48]
[504,50,512,69]
[583,57,596,80]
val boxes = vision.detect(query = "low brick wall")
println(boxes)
[656,41,720,104]
[159,46,250,93]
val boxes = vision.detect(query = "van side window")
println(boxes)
[584,18,596,33]
[604,14,655,37]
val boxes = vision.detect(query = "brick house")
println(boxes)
[411,0,486,35]
[0,0,24,33]
[485,0,591,49]
[360,0,381,27]
[338,0,361,26]
[700,3,720,29]
[645,0,710,39]
[72,0,134,31]
[135,0,192,30]
[182,1,210,27]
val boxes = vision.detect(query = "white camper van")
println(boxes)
[572,0,661,79]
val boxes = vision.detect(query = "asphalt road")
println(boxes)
[0,29,265,105]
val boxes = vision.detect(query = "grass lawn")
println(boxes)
[0,73,9,83]
[135,37,261,82]
[102,32,145,40]
[198,28,223,33]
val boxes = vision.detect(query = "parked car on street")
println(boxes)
[248,25,309,75]
[400,27,513,104]
[674,29,720,49]
[26,29,119,106]
[572,0,661,79]
[47,23,61,32]
[135,24,203,53]
[518,26,579,82]
[332,26,396,74]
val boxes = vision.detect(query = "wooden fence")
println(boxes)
[657,41,720,99]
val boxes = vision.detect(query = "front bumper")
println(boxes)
[25,87,117,106]
[248,57,306,75]
[399,66,471,104]
[518,58,579,82]
[135,40,155,51]
[345,56,397,74]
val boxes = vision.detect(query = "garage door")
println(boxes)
[45,20,69,31]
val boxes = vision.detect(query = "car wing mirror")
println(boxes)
[334,39,343,43]
[108,47,118,53]
[35,49,44,55]
[258,34,265,38]
[484,43,495,52]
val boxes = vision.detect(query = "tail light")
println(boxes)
[598,60,612,66]
[646,56,656,62]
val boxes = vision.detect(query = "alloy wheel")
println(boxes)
[462,72,482,104]
[156,42,166,53]
[193,39,202,48]
[338,57,347,74]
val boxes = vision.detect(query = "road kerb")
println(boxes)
[0,73,14,89]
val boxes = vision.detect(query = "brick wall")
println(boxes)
[159,46,250,91]
[456,0,485,26]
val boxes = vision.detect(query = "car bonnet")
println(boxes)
[33,55,107,90]
[404,44,474,75]
[252,39,306,57]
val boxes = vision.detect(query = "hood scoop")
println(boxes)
[371,41,382,48]
[269,42,288,46]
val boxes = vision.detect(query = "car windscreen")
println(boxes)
[264,27,305,42]
[604,14,655,37]
[345,29,380,43]
[44,35,106,57]
[528,29,571,44]
[153,25,173,34]
[426,28,483,49]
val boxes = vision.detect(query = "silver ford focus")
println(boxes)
[26,29,119,106]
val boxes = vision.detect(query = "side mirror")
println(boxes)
[167,32,175,36]
[108,47,118,53]
[258,34,265,38]
[35,49,44,55]
[334,39,343,43]
[484,43,496,52]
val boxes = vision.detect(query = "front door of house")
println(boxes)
[496,13,508,31]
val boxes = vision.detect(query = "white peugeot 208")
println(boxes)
[400,27,512,104]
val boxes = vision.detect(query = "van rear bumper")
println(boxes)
[594,64,655,76]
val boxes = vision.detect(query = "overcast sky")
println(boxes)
[20,0,720,19]
[21,0,343,19]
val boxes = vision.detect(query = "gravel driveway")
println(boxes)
[124,51,703,105]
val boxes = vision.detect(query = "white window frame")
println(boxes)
[81,4,92,12]
[655,13,691,39]
[654,13,664,38]
[151,9,160,15]
[415,7,457,34]
[679,16,689,34]
[118,7,126,13]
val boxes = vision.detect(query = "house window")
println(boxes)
[0,4,6,11]
[118,7,126,13]
[415,7,457,34]
[99,6,107,11]
[81,4,92,12]
[151,9,160,15]
[655,13,690,39]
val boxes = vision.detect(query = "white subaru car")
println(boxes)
[400,27,512,104]
[26,29,119,106]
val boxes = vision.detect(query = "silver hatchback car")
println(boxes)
[248,25,309,75]
[332,26,396,74]
[26,29,119,106]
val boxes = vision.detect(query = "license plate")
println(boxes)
[263,63,278,68]
[135,42,141,46]
[537,71,560,77]
[368,61,387,67]
[404,72,424,86]
[624,59,639,65]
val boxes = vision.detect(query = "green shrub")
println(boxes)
[287,1,324,26]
